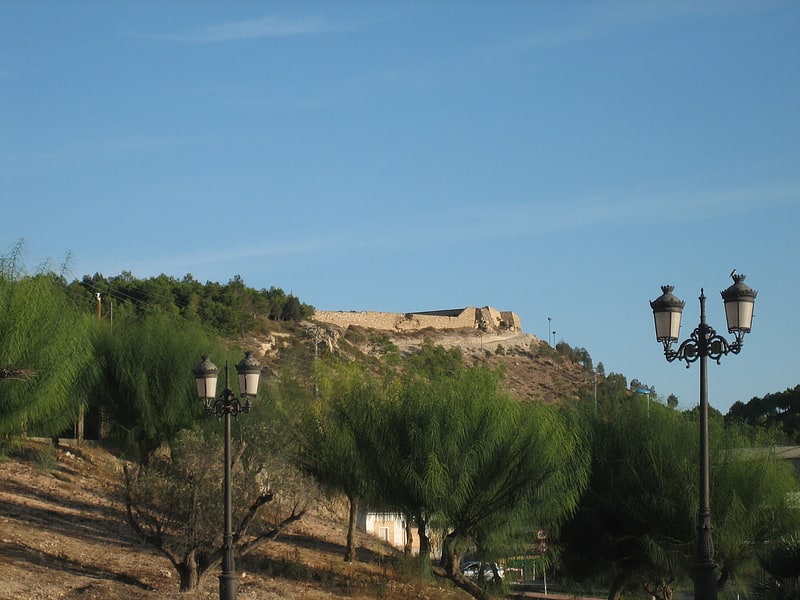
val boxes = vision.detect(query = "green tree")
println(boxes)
[560,399,698,600]
[595,372,629,405]
[561,398,800,600]
[95,313,217,461]
[138,273,182,317]
[405,338,464,380]
[294,362,378,562]
[73,271,314,336]
[296,362,590,600]
[754,534,800,600]
[726,385,800,443]
[573,346,593,372]
[261,286,287,320]
[376,374,442,562]
[281,295,303,321]
[433,370,587,600]
[706,426,800,591]
[0,245,97,443]
[380,367,588,600]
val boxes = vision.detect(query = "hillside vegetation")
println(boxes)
[5,259,798,600]
[0,262,603,600]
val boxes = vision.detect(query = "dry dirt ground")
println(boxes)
[0,441,469,600]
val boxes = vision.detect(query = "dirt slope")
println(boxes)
[330,326,591,404]
[0,442,466,600]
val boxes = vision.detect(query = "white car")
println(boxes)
[461,561,504,581]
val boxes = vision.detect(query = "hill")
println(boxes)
[245,320,593,405]
[0,321,591,600]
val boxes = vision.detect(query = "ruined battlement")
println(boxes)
[312,306,522,333]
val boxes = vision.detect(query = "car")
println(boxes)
[461,561,504,581]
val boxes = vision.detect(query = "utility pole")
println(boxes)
[75,293,101,445]
[311,326,323,398]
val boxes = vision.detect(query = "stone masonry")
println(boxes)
[312,306,522,333]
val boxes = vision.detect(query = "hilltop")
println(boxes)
[245,318,593,405]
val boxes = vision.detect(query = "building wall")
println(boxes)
[357,512,413,552]
[313,306,521,333]
[501,310,522,330]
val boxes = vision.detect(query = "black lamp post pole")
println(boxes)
[658,291,720,600]
[695,292,716,600]
[220,363,237,600]
[194,352,261,600]
[650,273,757,600]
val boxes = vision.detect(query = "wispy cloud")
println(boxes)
[96,180,799,281]
[502,181,800,235]
[1,137,185,168]
[154,16,334,43]
[103,220,487,281]
[505,0,766,53]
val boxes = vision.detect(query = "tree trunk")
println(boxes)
[489,562,502,584]
[404,514,414,555]
[437,531,492,600]
[75,405,84,446]
[344,494,358,562]
[417,515,430,558]
[177,551,200,592]
[716,565,729,591]
[440,531,461,574]
[643,577,674,600]
[608,571,628,600]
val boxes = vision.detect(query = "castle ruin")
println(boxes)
[312,306,522,334]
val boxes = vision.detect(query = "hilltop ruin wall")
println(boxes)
[313,306,521,333]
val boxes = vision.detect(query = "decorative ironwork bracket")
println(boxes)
[205,388,252,418]
[661,322,745,368]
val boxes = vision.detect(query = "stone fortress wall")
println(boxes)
[312,306,522,333]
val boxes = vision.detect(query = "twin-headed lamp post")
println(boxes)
[650,272,757,600]
[193,351,262,600]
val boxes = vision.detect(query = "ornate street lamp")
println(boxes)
[650,272,757,600]
[194,351,262,600]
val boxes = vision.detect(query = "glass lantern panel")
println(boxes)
[654,310,681,341]
[238,371,260,397]
[726,299,754,332]
[196,374,218,400]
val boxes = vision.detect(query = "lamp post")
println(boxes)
[650,272,757,600]
[193,351,262,600]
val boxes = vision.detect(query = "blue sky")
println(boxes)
[2,1,798,413]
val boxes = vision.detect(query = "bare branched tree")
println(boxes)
[122,427,315,592]
[0,367,36,381]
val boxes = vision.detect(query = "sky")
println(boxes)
[2,1,798,413]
